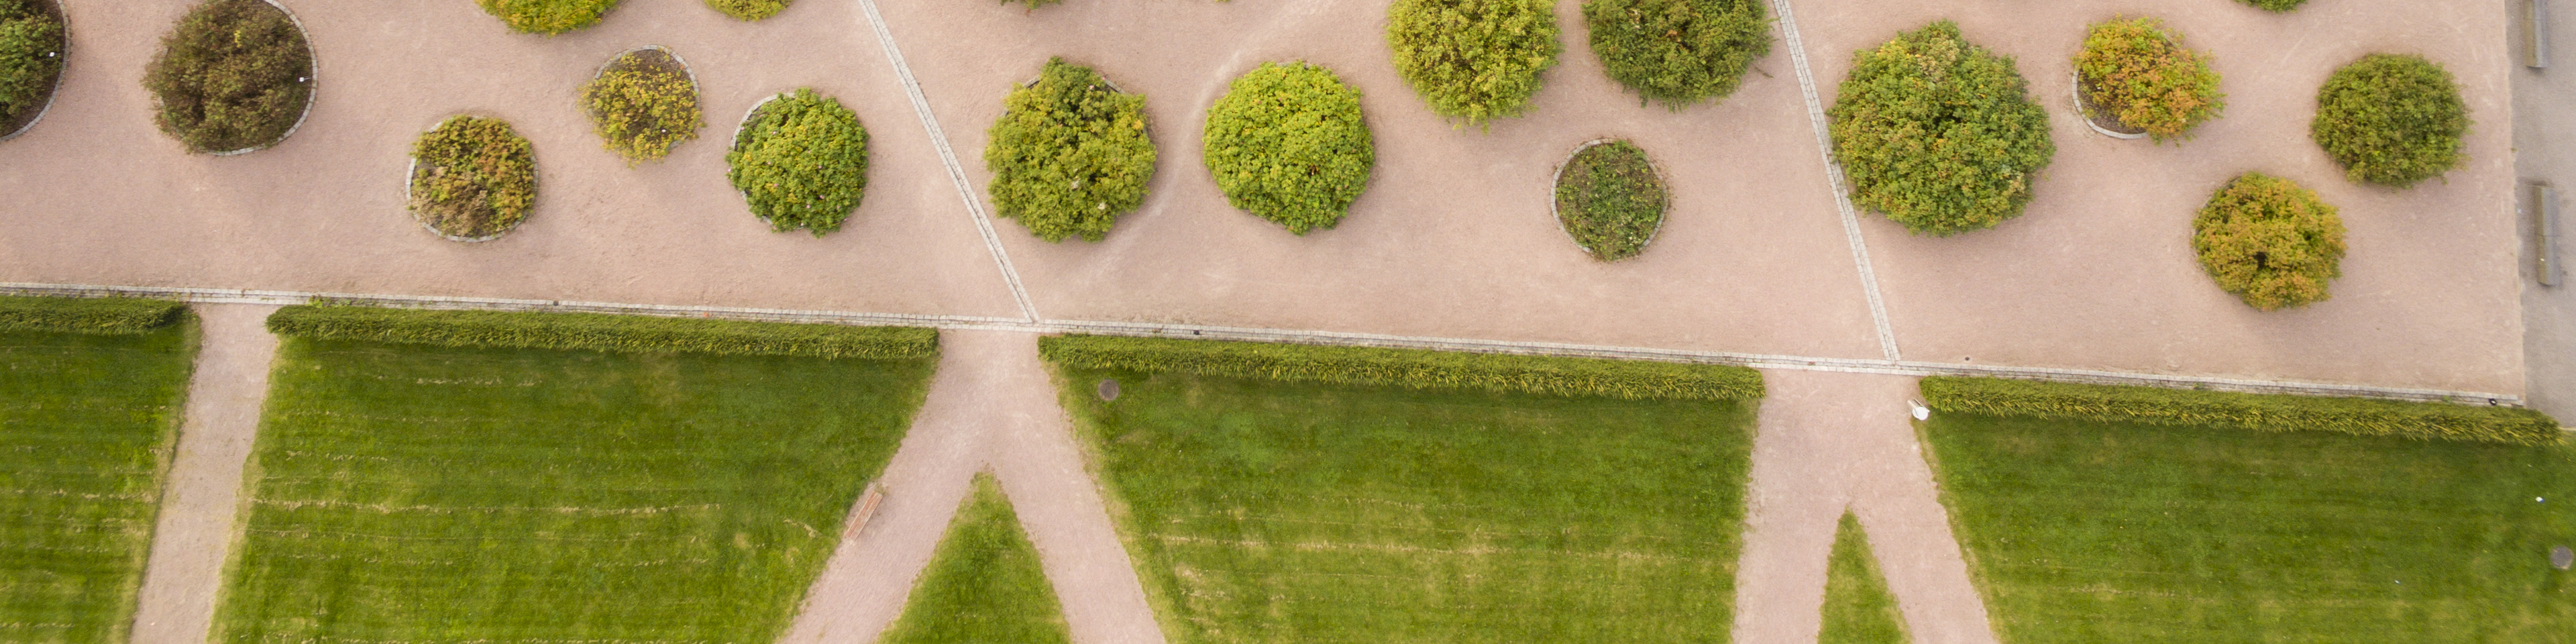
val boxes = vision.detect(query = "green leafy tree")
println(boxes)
[2076,17,2222,143]
[473,0,621,34]
[1582,0,1770,108]
[704,0,787,20]
[582,48,702,164]
[0,0,63,131]
[1388,0,1560,127]
[2193,172,2345,311]
[142,0,313,153]
[729,89,869,236]
[1553,140,1667,261]
[1203,62,1375,235]
[409,115,537,241]
[1827,21,2053,236]
[2310,53,2467,188]
[984,58,1155,243]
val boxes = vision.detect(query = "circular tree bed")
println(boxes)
[1553,139,1667,262]
[1388,0,1560,127]
[409,115,537,241]
[144,0,314,154]
[1203,62,1375,235]
[2193,172,2346,311]
[1581,0,1770,108]
[2074,16,2222,142]
[2239,0,2305,11]
[476,0,621,34]
[728,88,869,236]
[2312,53,2467,189]
[705,0,788,20]
[984,57,1155,243]
[584,46,702,165]
[1828,21,2053,236]
[0,0,66,142]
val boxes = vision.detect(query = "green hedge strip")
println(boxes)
[1919,376,2562,445]
[0,295,186,334]
[266,305,935,360]
[1038,334,1762,401]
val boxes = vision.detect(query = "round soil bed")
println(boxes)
[407,115,537,242]
[2072,71,2147,140]
[584,45,701,164]
[144,0,317,155]
[1550,138,1668,262]
[0,0,68,142]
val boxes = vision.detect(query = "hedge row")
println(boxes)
[266,305,935,360]
[1037,334,1762,401]
[1919,376,2563,445]
[0,295,186,334]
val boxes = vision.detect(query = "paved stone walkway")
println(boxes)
[129,304,280,644]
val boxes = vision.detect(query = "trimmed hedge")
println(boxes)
[410,115,537,241]
[1829,21,2053,236]
[584,47,702,164]
[144,0,313,154]
[1387,0,1561,127]
[266,305,936,360]
[729,89,869,236]
[2194,172,2345,311]
[1919,376,2563,445]
[0,0,64,135]
[1582,0,1770,108]
[0,295,186,334]
[2311,53,2467,189]
[705,0,788,20]
[1554,139,1667,261]
[2075,17,2222,143]
[1038,334,1763,401]
[985,58,1155,243]
[1203,62,1375,235]
[474,0,621,34]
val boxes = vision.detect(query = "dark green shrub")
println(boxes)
[1387,0,1560,127]
[474,0,621,34]
[2076,17,2222,143]
[2193,172,2345,311]
[0,295,184,334]
[267,305,937,359]
[1203,62,1374,235]
[409,116,537,241]
[729,89,868,236]
[142,0,312,154]
[1038,334,1764,400]
[583,47,702,164]
[2237,0,2304,11]
[1828,21,2053,236]
[2311,53,2467,188]
[1554,140,1666,261]
[1919,376,2563,445]
[705,0,786,20]
[1581,0,1770,108]
[984,58,1155,242]
[0,0,64,136]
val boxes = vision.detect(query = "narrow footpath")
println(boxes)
[128,304,281,644]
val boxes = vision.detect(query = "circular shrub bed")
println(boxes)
[705,0,786,20]
[0,0,64,140]
[1203,62,1375,235]
[476,0,620,34]
[1827,21,2054,236]
[583,46,702,164]
[2076,17,2222,143]
[984,58,1155,243]
[1553,140,1667,261]
[2239,0,2304,11]
[143,0,313,154]
[1581,0,1770,108]
[1387,0,1560,127]
[409,115,537,241]
[2193,172,2346,311]
[729,88,869,236]
[2311,53,2467,189]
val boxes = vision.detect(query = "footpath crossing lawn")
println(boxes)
[880,472,1072,644]
[214,338,934,644]
[1057,366,1758,644]
[1925,414,2576,643]
[0,323,196,644]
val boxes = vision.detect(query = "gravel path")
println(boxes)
[127,304,280,644]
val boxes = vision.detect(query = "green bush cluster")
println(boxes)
[1581,0,1770,108]
[0,0,63,133]
[2194,172,2345,311]
[2239,0,2305,11]
[2076,17,2222,143]
[0,295,186,334]
[1038,334,1764,400]
[2311,53,2467,188]
[1554,140,1667,261]
[1919,376,2563,445]
[985,58,1155,242]
[584,48,702,164]
[266,305,936,359]
[1387,0,1561,127]
[705,0,788,20]
[409,115,537,241]
[143,0,313,154]
[998,0,1062,8]
[1203,62,1375,235]
[1829,21,2053,236]
[729,89,869,236]
[474,0,621,34]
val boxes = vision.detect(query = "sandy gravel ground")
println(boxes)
[127,304,279,644]
[2511,0,2576,423]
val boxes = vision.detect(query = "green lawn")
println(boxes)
[1925,414,2576,643]
[0,323,197,644]
[213,338,935,644]
[1821,512,1907,644]
[881,472,1071,644]
[1057,366,1759,644]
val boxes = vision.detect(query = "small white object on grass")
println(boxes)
[1908,400,1930,421]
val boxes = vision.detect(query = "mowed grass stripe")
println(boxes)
[1925,414,2576,643]
[216,338,934,644]
[1060,367,1756,644]
[0,324,198,644]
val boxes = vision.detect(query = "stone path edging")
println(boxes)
[852,0,1039,323]
[127,304,283,644]
[1768,0,1902,362]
